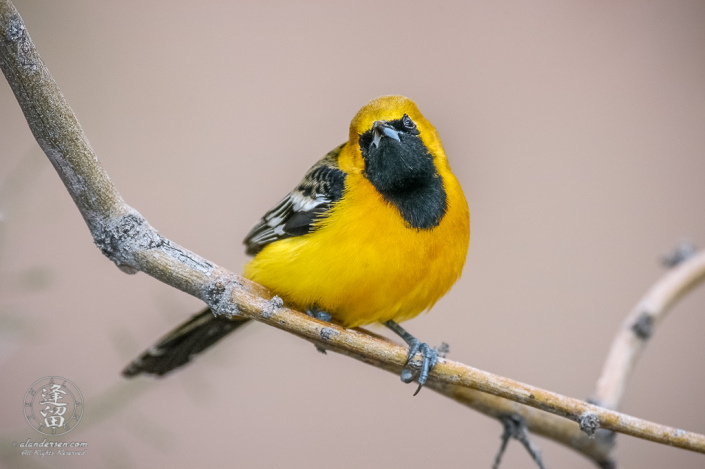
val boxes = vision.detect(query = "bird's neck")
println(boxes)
[372,170,447,230]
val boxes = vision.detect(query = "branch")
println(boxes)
[429,382,617,466]
[594,247,705,410]
[2,0,704,464]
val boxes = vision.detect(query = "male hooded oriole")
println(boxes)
[124,95,470,393]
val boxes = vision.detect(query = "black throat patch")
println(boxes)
[359,120,447,229]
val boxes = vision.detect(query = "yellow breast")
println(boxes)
[243,155,469,328]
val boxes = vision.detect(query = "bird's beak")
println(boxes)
[371,121,401,148]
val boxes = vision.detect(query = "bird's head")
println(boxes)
[348,96,448,195]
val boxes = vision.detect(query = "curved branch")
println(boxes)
[594,249,705,410]
[1,0,704,463]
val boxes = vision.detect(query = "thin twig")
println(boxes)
[1,0,704,464]
[492,414,546,469]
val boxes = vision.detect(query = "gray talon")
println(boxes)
[306,308,332,354]
[306,308,331,322]
[400,369,414,383]
[406,338,421,365]
[384,319,443,395]
[414,343,438,396]
[429,350,439,369]
[317,311,331,322]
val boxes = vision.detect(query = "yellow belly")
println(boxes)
[244,172,469,328]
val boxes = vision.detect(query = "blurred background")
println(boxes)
[1,1,704,468]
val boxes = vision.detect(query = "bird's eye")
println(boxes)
[402,114,415,130]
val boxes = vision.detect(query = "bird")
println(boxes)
[123,95,470,394]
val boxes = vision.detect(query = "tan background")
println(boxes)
[1,1,704,468]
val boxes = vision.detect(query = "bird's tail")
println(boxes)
[122,309,251,378]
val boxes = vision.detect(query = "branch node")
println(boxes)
[434,342,450,358]
[320,327,340,341]
[262,295,283,318]
[313,318,337,354]
[4,10,22,40]
[203,278,240,319]
[492,413,546,469]
[631,312,654,340]
[92,210,162,273]
[3,11,35,72]
[661,240,697,268]
[579,411,601,437]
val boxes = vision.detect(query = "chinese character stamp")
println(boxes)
[24,377,83,436]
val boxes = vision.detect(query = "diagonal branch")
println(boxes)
[233,289,705,454]
[1,0,704,465]
[432,382,617,467]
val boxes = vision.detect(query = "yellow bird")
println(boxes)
[124,95,470,393]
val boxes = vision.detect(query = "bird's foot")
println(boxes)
[305,308,331,322]
[306,308,332,354]
[384,320,447,395]
[404,339,439,395]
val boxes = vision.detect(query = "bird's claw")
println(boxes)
[404,338,421,365]
[306,308,332,354]
[306,308,331,322]
[404,340,439,396]
[383,320,446,395]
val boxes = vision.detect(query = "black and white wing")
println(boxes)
[123,145,347,378]
[244,144,347,255]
